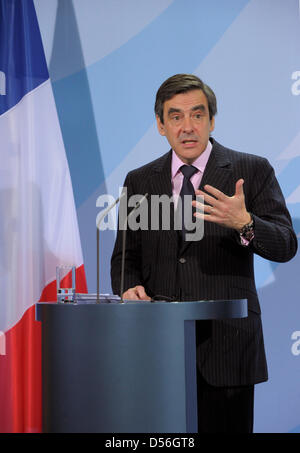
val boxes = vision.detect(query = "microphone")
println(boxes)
[96,191,125,303]
[120,193,148,302]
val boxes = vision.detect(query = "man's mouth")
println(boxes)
[181,139,198,145]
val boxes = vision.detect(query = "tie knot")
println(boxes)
[180,165,197,180]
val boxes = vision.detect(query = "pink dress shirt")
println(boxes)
[171,140,212,208]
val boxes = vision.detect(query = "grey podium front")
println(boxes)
[36,299,247,433]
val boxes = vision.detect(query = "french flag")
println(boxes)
[0,0,87,432]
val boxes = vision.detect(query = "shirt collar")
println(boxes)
[171,139,213,178]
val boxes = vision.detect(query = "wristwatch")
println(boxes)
[239,215,254,243]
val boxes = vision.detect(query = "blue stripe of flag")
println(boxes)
[0,0,49,115]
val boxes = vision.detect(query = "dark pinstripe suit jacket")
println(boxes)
[111,139,298,387]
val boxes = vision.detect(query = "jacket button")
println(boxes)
[179,257,186,264]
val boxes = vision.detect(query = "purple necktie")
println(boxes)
[179,165,197,241]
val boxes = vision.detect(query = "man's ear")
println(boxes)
[156,115,166,136]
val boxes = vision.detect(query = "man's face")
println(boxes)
[156,89,215,164]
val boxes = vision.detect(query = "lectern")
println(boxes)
[36,298,247,433]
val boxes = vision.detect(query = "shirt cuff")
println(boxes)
[239,234,254,246]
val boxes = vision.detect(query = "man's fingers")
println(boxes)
[122,285,151,300]
[197,180,245,200]
[192,199,213,214]
[235,178,245,197]
[203,184,226,201]
[195,191,220,209]
[122,288,140,300]
[136,285,151,300]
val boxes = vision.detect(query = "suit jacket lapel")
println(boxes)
[148,151,179,246]
[149,150,173,197]
[199,139,232,192]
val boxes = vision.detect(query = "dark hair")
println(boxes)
[154,73,217,123]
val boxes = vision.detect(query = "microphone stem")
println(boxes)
[97,227,100,303]
[120,227,126,303]
[119,193,148,303]
[96,192,125,304]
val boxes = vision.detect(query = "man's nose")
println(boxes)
[182,115,193,132]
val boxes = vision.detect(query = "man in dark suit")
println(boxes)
[110,74,298,432]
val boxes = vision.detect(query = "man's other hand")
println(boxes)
[122,285,151,300]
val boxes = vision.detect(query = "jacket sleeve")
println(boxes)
[247,157,298,262]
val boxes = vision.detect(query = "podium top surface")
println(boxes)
[36,297,248,322]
